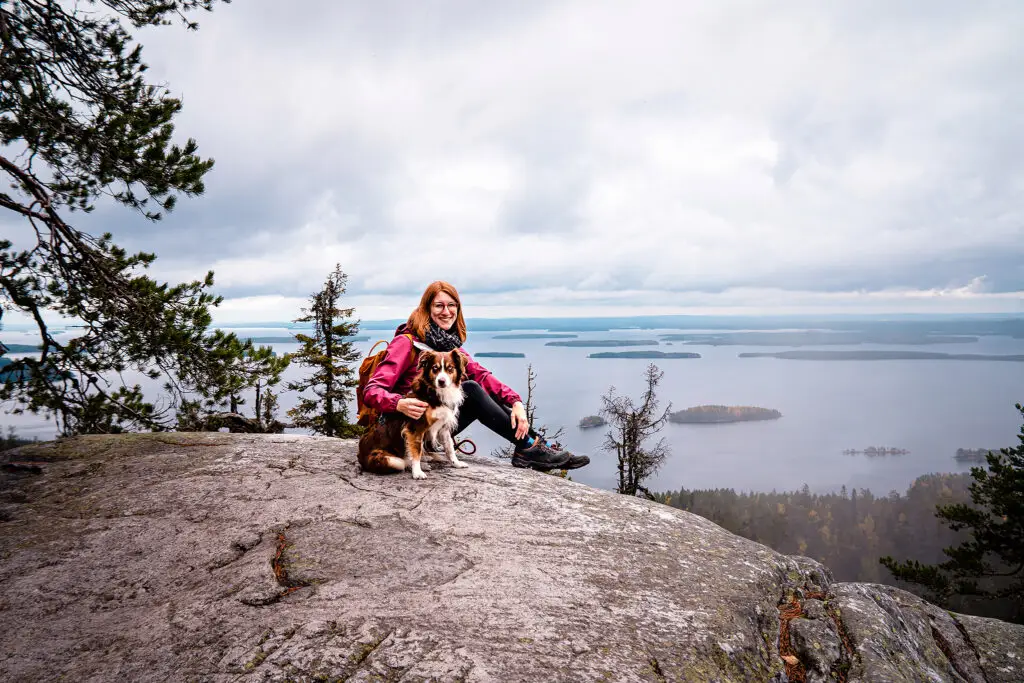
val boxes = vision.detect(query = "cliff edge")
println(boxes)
[1,433,1021,682]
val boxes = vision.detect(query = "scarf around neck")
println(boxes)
[423,320,463,352]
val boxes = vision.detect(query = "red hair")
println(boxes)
[406,281,467,342]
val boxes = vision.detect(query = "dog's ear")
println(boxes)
[418,350,434,370]
[450,350,466,380]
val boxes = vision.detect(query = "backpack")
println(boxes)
[355,333,416,427]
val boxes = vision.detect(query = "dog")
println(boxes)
[357,349,468,479]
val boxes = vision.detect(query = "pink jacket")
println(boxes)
[362,324,523,413]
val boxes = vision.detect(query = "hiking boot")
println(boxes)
[512,451,590,471]
[512,439,573,471]
[561,454,590,470]
[515,452,590,471]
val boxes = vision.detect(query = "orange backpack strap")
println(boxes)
[367,339,389,357]
[355,333,420,427]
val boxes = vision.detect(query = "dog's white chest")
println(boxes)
[431,406,459,435]
[438,385,465,411]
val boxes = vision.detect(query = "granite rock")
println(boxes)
[0,433,1021,682]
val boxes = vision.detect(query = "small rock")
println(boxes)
[231,531,262,552]
[802,598,827,621]
[789,617,842,676]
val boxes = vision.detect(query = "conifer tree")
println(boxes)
[881,403,1024,623]
[0,0,241,434]
[600,363,671,499]
[260,387,281,431]
[175,337,290,432]
[217,339,290,417]
[287,265,361,438]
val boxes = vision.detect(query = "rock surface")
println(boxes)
[0,433,1021,682]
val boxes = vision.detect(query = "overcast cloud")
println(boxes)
[11,0,1024,322]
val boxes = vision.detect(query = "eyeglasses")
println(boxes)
[432,302,459,313]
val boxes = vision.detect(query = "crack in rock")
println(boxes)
[932,623,976,683]
[950,614,991,683]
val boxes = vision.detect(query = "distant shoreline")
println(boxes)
[661,331,979,346]
[474,352,526,358]
[547,340,660,347]
[492,334,578,340]
[740,350,1024,361]
[589,351,701,359]
[5,315,1022,336]
[241,336,369,344]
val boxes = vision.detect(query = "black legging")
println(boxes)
[454,381,533,447]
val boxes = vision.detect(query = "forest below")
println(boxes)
[655,473,1018,622]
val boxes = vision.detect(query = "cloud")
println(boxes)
[9,0,1022,321]
[204,283,1023,325]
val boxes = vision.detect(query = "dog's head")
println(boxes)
[417,349,466,390]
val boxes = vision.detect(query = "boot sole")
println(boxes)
[511,455,572,471]
[562,456,590,470]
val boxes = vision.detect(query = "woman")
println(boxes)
[362,281,589,471]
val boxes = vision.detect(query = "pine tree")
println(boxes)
[600,363,671,499]
[216,339,290,418]
[881,403,1024,623]
[287,265,361,438]
[260,387,281,431]
[175,337,290,433]
[0,1,242,434]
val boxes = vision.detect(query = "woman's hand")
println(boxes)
[510,401,529,440]
[397,397,428,420]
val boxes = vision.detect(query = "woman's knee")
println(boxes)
[461,380,484,399]
[461,380,501,414]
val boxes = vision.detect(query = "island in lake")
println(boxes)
[0,357,38,381]
[668,405,781,424]
[739,351,1024,362]
[842,447,909,456]
[578,415,607,429]
[954,448,997,463]
[0,357,22,380]
[492,334,578,340]
[589,351,701,359]
[546,340,660,347]
[0,343,41,353]
[474,352,526,358]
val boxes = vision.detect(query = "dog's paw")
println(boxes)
[411,470,428,480]
[451,460,469,469]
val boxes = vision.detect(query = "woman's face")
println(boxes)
[430,292,459,331]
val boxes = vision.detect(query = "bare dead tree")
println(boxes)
[600,363,671,499]
[491,363,565,459]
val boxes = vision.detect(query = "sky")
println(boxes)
[5,0,1024,323]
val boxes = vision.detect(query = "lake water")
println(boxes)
[3,326,1022,497]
